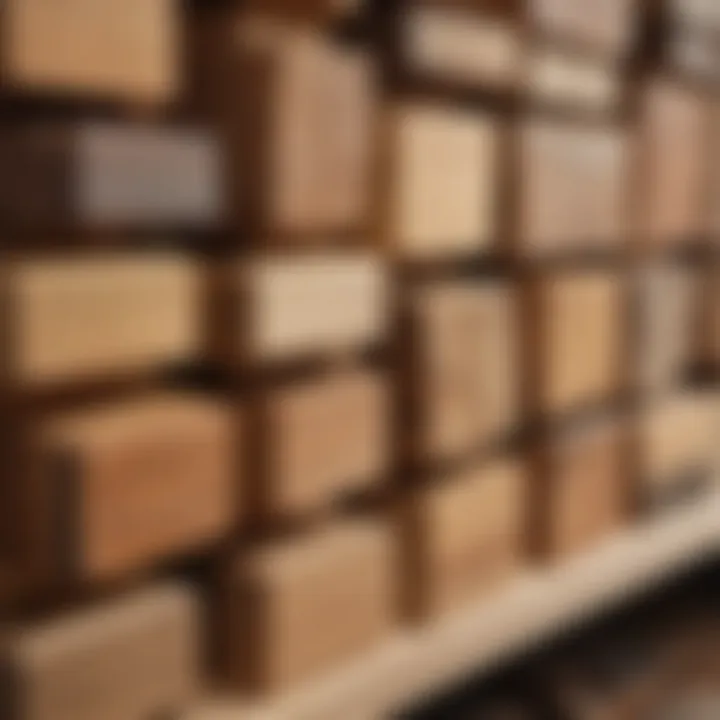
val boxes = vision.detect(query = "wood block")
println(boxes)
[636,81,710,246]
[638,393,718,508]
[410,280,519,462]
[222,519,394,694]
[540,416,627,559]
[216,253,388,364]
[190,10,374,238]
[0,582,199,720]
[405,457,526,618]
[526,50,620,110]
[0,124,223,231]
[261,369,389,518]
[0,0,178,103]
[400,2,522,89]
[2,254,201,387]
[384,103,499,260]
[24,395,236,582]
[536,271,624,415]
[528,0,638,57]
[519,121,627,256]
[635,263,695,394]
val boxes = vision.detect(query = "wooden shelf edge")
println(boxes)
[186,492,720,720]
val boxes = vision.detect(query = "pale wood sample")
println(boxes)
[222,519,394,694]
[3,253,201,386]
[411,280,519,462]
[0,582,199,720]
[28,395,237,581]
[1,0,178,103]
[262,368,388,518]
[520,121,627,255]
[406,457,526,618]
[385,103,499,259]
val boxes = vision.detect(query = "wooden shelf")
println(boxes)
[186,492,720,720]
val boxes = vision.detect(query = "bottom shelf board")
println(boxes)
[187,492,720,720]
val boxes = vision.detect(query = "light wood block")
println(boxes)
[540,416,627,559]
[0,0,178,103]
[0,582,199,720]
[191,11,374,237]
[0,124,223,230]
[384,103,499,259]
[3,254,201,386]
[636,80,710,246]
[519,121,627,255]
[410,280,519,462]
[528,0,638,57]
[536,270,624,415]
[222,519,394,694]
[26,395,236,581]
[261,368,389,518]
[405,457,526,618]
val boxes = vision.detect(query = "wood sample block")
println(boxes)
[191,10,374,237]
[526,50,620,111]
[405,457,526,618]
[636,81,710,246]
[638,393,718,509]
[261,369,388,518]
[384,103,499,259]
[0,124,223,231]
[26,395,236,582]
[635,263,694,394]
[401,2,522,89]
[410,280,519,462]
[539,416,627,559]
[0,0,178,103]
[2,254,201,386]
[222,519,394,694]
[0,582,199,720]
[519,121,627,256]
[535,270,624,415]
[215,253,388,364]
[528,0,638,58]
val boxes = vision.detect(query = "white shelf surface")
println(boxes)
[186,492,720,720]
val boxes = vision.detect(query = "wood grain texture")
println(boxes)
[222,519,394,694]
[29,395,237,582]
[406,457,526,619]
[411,280,519,462]
[385,103,499,259]
[3,253,202,386]
[0,582,199,720]
[1,0,178,103]
[519,121,627,256]
[261,369,389,519]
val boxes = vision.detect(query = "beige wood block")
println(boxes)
[387,103,499,259]
[0,582,199,720]
[263,369,388,518]
[412,280,519,462]
[30,395,236,581]
[520,121,627,255]
[5,254,201,385]
[403,4,521,88]
[529,0,638,57]
[636,264,694,394]
[526,50,620,110]
[543,417,627,559]
[2,0,178,103]
[408,457,526,618]
[241,253,388,362]
[223,519,394,694]
[637,81,710,246]
[539,271,624,415]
